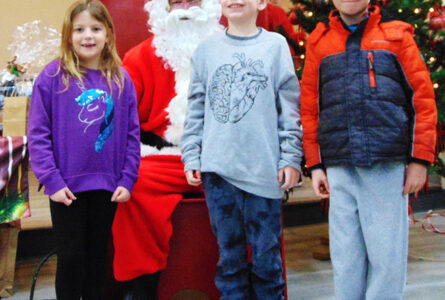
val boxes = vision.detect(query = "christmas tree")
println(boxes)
[289,0,445,174]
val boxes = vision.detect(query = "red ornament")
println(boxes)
[289,11,300,25]
[289,3,305,26]
[429,8,445,31]
[313,0,329,6]
[431,39,437,50]
[376,0,390,6]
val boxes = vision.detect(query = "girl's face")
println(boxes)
[71,11,108,69]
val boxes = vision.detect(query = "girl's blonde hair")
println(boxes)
[59,0,123,95]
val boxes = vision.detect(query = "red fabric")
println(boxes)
[122,37,176,138]
[157,198,220,300]
[112,155,202,281]
[102,0,151,58]
[263,3,300,42]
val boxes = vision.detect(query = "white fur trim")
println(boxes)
[141,144,181,157]
[164,69,190,145]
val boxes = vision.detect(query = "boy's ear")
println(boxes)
[258,0,267,11]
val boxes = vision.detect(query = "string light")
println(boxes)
[300,54,305,59]
[398,8,403,13]
[299,41,304,46]
[429,57,437,63]
[414,8,421,14]
[429,8,435,13]
[308,12,314,17]
[433,83,439,89]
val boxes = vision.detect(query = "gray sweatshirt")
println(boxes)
[181,28,303,198]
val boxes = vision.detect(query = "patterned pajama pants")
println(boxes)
[202,173,285,300]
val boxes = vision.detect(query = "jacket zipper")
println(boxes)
[367,52,376,88]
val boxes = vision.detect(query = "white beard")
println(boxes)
[142,0,223,148]
[145,0,222,72]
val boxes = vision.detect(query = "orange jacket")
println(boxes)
[301,6,437,169]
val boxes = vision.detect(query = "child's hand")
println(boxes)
[185,170,202,186]
[111,186,131,202]
[403,162,427,195]
[311,169,330,199]
[50,187,77,206]
[278,166,301,190]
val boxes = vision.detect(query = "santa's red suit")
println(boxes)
[112,0,222,281]
[111,36,203,281]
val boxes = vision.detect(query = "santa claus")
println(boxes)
[111,0,223,298]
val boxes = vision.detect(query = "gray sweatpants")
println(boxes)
[327,162,409,300]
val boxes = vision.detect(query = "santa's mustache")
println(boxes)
[165,6,210,25]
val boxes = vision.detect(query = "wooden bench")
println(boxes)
[21,173,320,231]
[21,175,319,231]
[286,176,321,204]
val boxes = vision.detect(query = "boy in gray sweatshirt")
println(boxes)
[180,0,303,298]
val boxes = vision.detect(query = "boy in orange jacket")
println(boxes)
[300,1,437,299]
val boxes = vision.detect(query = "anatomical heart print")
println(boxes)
[209,53,268,123]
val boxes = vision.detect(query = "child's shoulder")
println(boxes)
[378,20,413,41]
[34,59,62,85]
[120,66,131,81]
[306,22,330,46]
[261,28,286,42]
[39,59,61,76]
[119,66,138,90]
[192,32,225,58]
[258,28,288,49]
[198,31,225,47]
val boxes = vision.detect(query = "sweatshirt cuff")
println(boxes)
[118,176,137,194]
[184,159,201,172]
[278,159,302,173]
[309,164,324,172]
[40,171,66,196]
[408,157,431,167]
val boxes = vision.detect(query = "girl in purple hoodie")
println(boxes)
[27,1,140,298]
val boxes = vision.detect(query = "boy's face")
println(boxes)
[221,0,267,23]
[332,0,370,24]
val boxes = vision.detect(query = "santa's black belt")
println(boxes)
[140,130,175,150]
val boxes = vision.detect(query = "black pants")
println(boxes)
[122,272,161,300]
[50,190,117,300]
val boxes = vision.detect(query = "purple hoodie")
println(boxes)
[28,60,140,196]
